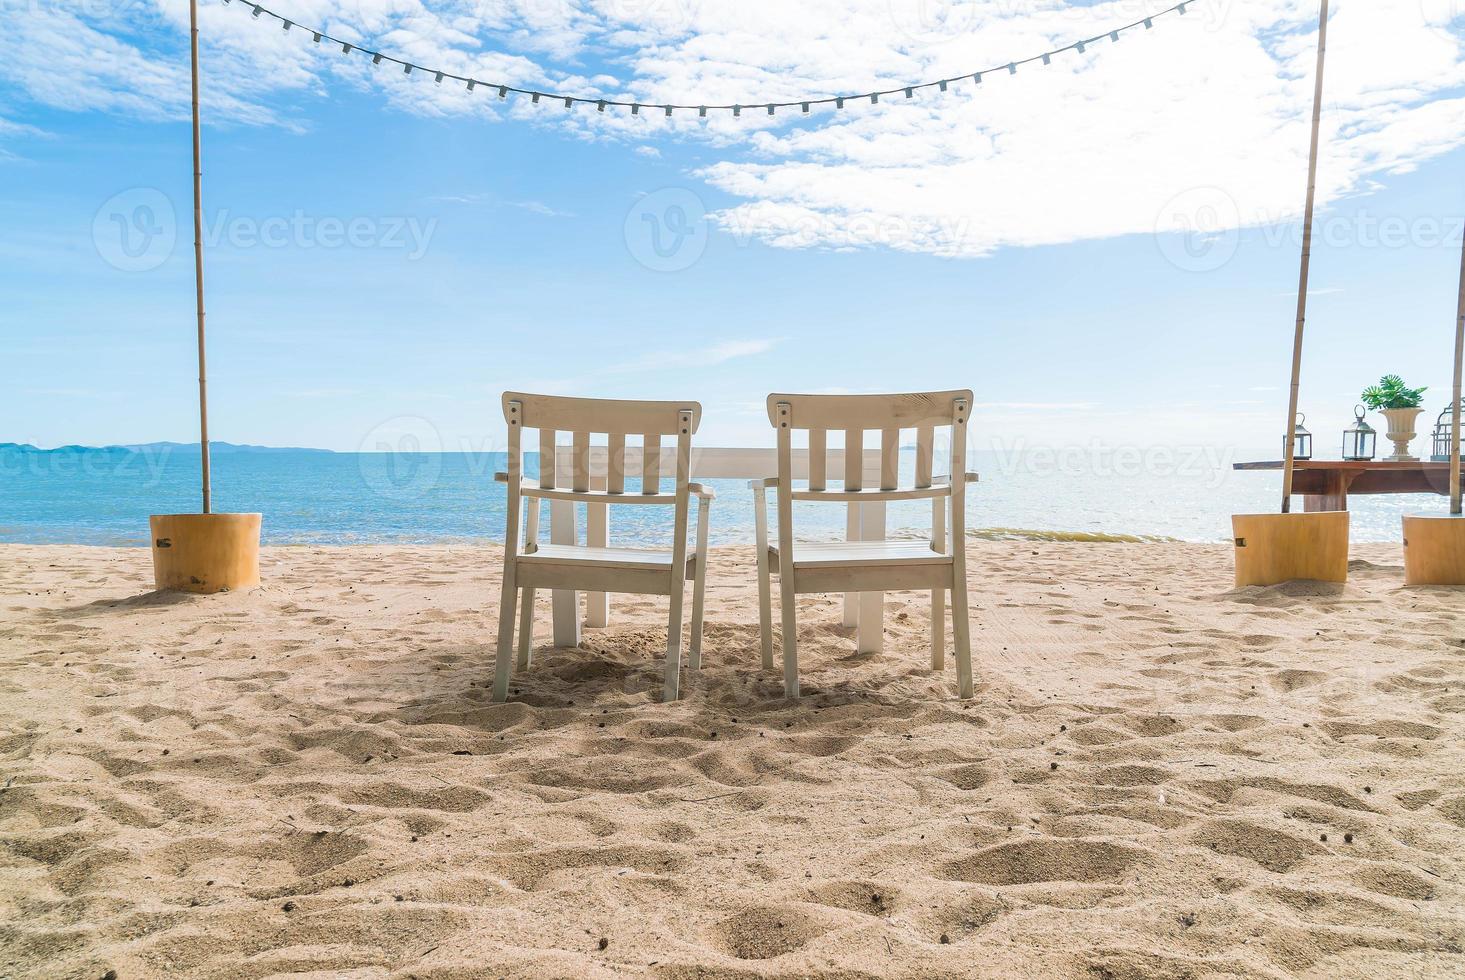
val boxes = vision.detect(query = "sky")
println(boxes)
[3,0,1465,457]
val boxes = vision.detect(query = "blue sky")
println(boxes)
[3,0,1464,455]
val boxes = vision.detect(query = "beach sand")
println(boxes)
[2,542,1463,978]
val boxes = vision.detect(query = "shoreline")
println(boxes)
[0,527,1258,550]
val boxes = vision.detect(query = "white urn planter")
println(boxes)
[1381,407,1425,461]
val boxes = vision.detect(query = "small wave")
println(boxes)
[966,527,1181,543]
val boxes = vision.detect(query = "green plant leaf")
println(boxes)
[1362,375,1425,409]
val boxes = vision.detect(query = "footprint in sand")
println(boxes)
[1190,818,1323,873]
[281,829,371,877]
[1268,669,1327,693]
[1352,865,1436,901]
[1190,777,1373,812]
[1091,765,1171,787]
[336,781,491,813]
[712,905,829,960]
[488,844,684,891]
[940,838,1146,886]
[1321,720,1443,741]
[1436,796,1465,828]
[1395,789,1440,811]
[934,763,993,790]
[1065,725,1131,746]
[806,879,898,917]
[1206,713,1267,732]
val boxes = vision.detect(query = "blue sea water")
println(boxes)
[0,445,1447,546]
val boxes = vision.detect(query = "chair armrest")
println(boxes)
[497,473,709,504]
[749,474,976,493]
[792,486,949,502]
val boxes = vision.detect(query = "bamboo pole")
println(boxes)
[1281,0,1330,514]
[189,0,212,514]
[1452,227,1464,515]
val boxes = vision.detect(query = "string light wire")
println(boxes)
[224,0,1194,117]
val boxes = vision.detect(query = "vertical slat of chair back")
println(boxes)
[880,427,900,491]
[915,423,934,489]
[607,433,626,494]
[538,428,557,490]
[642,435,662,493]
[844,429,862,491]
[571,431,590,493]
[808,429,827,491]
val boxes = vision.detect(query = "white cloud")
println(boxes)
[506,199,576,217]
[2,0,1464,259]
[0,113,47,139]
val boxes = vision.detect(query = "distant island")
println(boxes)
[0,442,336,455]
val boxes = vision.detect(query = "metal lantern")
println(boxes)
[1289,412,1313,461]
[1342,405,1376,461]
[1435,401,1462,462]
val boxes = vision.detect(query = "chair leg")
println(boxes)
[689,567,706,671]
[516,587,535,671]
[951,577,973,700]
[754,488,774,670]
[930,588,945,671]
[492,569,518,703]
[779,576,799,700]
[689,499,710,670]
[664,579,687,701]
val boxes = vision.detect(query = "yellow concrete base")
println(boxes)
[1403,515,1465,586]
[1231,511,1349,587]
[149,513,261,593]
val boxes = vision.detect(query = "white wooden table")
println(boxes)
[545,446,891,653]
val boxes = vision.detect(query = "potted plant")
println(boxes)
[1361,375,1428,461]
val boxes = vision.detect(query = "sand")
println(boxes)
[1,541,1463,979]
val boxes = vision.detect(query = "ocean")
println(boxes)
[0,445,1447,547]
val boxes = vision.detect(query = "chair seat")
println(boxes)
[521,543,696,571]
[768,540,952,568]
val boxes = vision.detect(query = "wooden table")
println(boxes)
[546,446,896,654]
[1233,460,1453,511]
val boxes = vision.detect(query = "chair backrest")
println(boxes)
[767,390,971,551]
[766,391,970,490]
[502,392,701,495]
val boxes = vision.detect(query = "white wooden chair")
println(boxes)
[492,392,713,703]
[752,391,978,700]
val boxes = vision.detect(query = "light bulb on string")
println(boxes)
[221,0,1196,123]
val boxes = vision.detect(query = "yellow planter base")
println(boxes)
[1232,511,1349,587]
[149,513,262,594]
[1402,515,1465,586]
